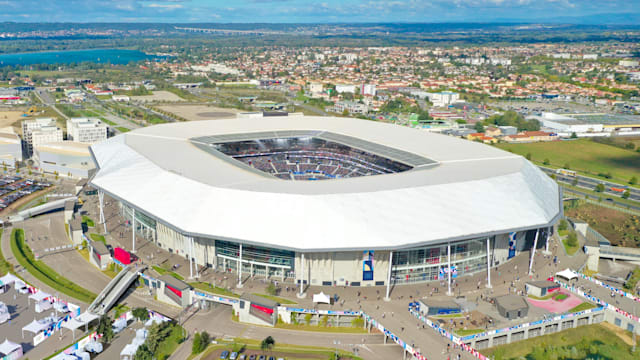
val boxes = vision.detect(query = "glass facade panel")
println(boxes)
[392,238,489,284]
[215,240,295,269]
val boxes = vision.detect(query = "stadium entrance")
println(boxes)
[215,240,296,279]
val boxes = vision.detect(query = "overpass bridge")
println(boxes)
[8,197,76,222]
[88,264,146,316]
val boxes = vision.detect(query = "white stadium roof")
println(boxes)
[90,115,561,252]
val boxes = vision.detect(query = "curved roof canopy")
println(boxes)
[90,115,561,252]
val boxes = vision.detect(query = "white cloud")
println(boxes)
[145,3,183,8]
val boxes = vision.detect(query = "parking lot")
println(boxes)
[0,176,51,212]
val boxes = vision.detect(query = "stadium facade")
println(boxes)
[89,114,562,292]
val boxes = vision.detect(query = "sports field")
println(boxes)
[495,139,640,184]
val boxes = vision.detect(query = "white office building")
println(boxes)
[31,127,64,153]
[66,118,108,144]
[22,118,59,156]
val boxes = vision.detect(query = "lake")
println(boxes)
[0,48,162,66]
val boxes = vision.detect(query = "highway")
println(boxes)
[539,166,640,202]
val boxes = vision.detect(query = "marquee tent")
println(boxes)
[556,268,577,281]
[22,319,50,338]
[28,291,51,305]
[313,292,331,304]
[0,339,22,358]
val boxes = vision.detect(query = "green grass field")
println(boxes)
[482,323,637,360]
[494,139,640,185]
[0,230,12,276]
[11,229,97,303]
[188,282,239,297]
[152,265,184,280]
[568,302,597,312]
[252,293,297,305]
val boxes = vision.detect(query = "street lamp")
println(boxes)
[333,339,340,359]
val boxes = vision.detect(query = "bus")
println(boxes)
[556,169,577,177]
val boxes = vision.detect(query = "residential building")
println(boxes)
[335,84,357,94]
[334,100,368,114]
[427,91,460,107]
[66,118,108,144]
[503,131,557,143]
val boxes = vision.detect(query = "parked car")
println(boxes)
[230,352,238,360]
[220,351,230,359]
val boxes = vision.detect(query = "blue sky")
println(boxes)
[0,0,637,23]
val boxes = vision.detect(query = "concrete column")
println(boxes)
[385,251,393,301]
[545,226,551,253]
[189,236,193,279]
[222,257,226,273]
[131,207,136,253]
[192,237,197,278]
[447,243,452,296]
[98,190,107,233]
[250,263,253,277]
[298,253,305,297]
[281,267,285,281]
[529,229,540,276]
[486,237,492,288]
[237,243,243,288]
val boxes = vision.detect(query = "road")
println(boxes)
[561,187,640,213]
[539,166,640,201]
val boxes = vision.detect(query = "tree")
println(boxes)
[146,321,172,353]
[543,158,550,165]
[474,122,485,133]
[134,344,153,360]
[622,190,630,199]
[563,163,571,170]
[132,307,149,322]
[261,336,275,353]
[525,153,532,160]
[572,178,578,186]
[570,132,578,139]
[595,183,605,192]
[96,314,114,344]
[558,219,568,231]
[192,332,202,354]
[630,176,638,185]
[266,282,277,296]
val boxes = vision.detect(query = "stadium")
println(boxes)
[89,114,562,289]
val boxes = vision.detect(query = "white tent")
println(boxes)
[62,318,86,340]
[313,292,331,304]
[0,339,22,357]
[556,268,577,281]
[120,343,138,359]
[0,274,19,286]
[28,291,51,305]
[21,319,50,338]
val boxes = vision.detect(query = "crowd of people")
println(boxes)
[214,136,411,180]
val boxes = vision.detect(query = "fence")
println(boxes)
[586,227,610,246]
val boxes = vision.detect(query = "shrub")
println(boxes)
[351,317,364,328]
[543,158,550,165]
[566,232,578,247]
[558,219,568,231]
[133,307,149,322]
